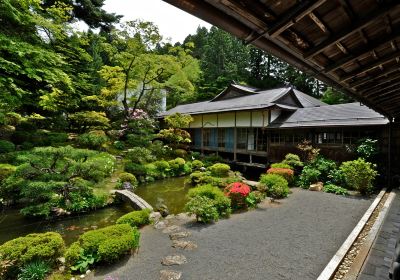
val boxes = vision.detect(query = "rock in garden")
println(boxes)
[160,269,182,280]
[309,182,323,191]
[162,225,181,234]
[172,240,197,250]
[150,211,162,223]
[154,221,168,230]
[169,231,191,240]
[122,182,134,190]
[161,255,187,266]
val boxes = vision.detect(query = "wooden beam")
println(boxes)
[338,0,356,21]
[268,0,328,38]
[304,3,399,59]
[348,67,400,88]
[238,0,277,20]
[309,12,329,33]
[324,27,400,73]
[221,0,268,29]
[340,49,400,82]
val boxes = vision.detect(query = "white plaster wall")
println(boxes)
[203,114,217,127]
[252,111,264,127]
[218,112,235,127]
[189,115,202,128]
[236,111,251,127]
[270,110,281,122]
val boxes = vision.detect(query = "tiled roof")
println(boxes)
[269,103,388,128]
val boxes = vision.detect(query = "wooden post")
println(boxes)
[201,115,204,155]
[234,112,237,161]
[388,118,393,189]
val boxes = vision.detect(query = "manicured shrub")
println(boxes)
[209,163,230,177]
[282,153,303,169]
[340,158,378,194]
[77,130,109,149]
[124,162,147,178]
[323,184,348,196]
[188,184,231,217]
[259,174,289,199]
[267,168,294,185]
[113,140,125,150]
[224,182,251,209]
[18,260,50,280]
[0,163,16,182]
[312,156,337,182]
[65,242,82,267]
[203,154,225,167]
[298,165,321,189]
[46,132,68,146]
[174,149,187,158]
[245,191,264,208]
[270,162,292,169]
[0,140,15,153]
[116,209,151,228]
[126,147,155,164]
[191,160,204,170]
[116,172,137,189]
[72,224,140,265]
[185,196,219,223]
[0,232,64,277]
[168,157,186,175]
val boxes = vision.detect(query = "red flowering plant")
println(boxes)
[224,182,251,209]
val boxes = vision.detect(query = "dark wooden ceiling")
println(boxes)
[163,0,400,119]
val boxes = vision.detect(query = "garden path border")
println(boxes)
[317,189,388,280]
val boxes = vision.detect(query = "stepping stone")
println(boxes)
[161,255,187,266]
[160,270,182,280]
[169,231,191,240]
[150,212,162,223]
[162,225,181,234]
[172,240,197,250]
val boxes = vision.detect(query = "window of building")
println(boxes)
[257,128,268,151]
[247,128,256,150]
[270,133,280,144]
[236,128,247,150]
[316,132,342,144]
[203,128,210,147]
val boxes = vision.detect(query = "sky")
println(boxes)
[103,0,212,43]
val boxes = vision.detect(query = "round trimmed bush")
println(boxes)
[0,140,15,153]
[0,232,65,277]
[117,172,137,189]
[77,130,109,149]
[259,174,289,199]
[339,158,378,194]
[267,168,294,185]
[270,162,292,170]
[116,209,151,228]
[185,196,219,223]
[188,184,231,217]
[0,164,16,182]
[209,163,230,177]
[191,160,204,170]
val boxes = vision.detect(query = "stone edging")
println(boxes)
[317,189,387,280]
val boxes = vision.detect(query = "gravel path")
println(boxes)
[92,188,373,280]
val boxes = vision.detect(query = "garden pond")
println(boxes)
[0,176,190,245]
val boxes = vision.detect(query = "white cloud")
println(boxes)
[103,0,212,43]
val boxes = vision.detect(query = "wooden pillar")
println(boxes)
[201,115,204,155]
[234,112,237,161]
[388,118,393,189]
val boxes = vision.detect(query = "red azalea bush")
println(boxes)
[224,182,251,209]
[266,168,294,185]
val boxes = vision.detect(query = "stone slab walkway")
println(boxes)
[358,190,400,280]
[92,188,373,280]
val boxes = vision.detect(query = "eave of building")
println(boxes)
[162,0,400,120]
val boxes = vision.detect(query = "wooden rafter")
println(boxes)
[360,74,400,94]
[268,0,328,38]
[338,0,356,21]
[348,67,400,88]
[340,50,400,82]
[365,80,400,98]
[309,12,329,33]
[304,3,398,59]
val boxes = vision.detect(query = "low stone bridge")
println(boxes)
[114,190,153,211]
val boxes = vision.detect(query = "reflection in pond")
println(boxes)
[135,176,189,215]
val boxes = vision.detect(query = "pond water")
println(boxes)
[0,205,134,245]
[0,176,189,245]
[135,176,190,215]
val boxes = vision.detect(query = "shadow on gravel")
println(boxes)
[92,254,131,278]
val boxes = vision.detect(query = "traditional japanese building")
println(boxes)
[161,83,388,166]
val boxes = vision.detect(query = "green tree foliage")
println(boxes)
[1,146,115,217]
[321,87,353,104]
[157,113,193,148]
